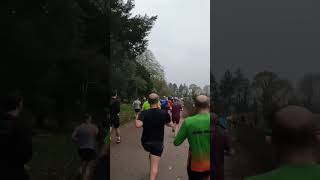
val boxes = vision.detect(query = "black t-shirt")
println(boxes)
[110,98,120,116]
[138,108,171,144]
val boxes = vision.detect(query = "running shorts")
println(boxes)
[110,114,120,128]
[142,142,164,157]
[134,109,141,113]
[78,148,96,162]
[187,170,210,180]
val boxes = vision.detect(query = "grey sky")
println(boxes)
[212,0,320,85]
[132,0,210,87]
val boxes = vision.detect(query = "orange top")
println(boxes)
[169,100,173,109]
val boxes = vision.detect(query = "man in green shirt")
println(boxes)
[245,106,320,180]
[174,95,210,180]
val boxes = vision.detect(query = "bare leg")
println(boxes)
[110,127,112,141]
[116,128,121,143]
[149,154,161,180]
[80,161,88,179]
[83,160,96,180]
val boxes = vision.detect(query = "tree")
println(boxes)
[299,74,316,107]
[232,69,250,112]
[252,71,293,122]
[136,50,165,81]
[203,85,210,96]
[219,69,235,107]
[210,73,219,102]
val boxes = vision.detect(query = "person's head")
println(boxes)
[2,92,23,115]
[136,97,139,101]
[194,95,210,113]
[83,113,92,123]
[148,93,159,108]
[271,106,318,162]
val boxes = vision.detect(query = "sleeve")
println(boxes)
[174,120,188,146]
[137,112,145,122]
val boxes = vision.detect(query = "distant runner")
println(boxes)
[110,93,121,143]
[171,97,182,135]
[72,113,99,180]
[132,98,142,116]
[135,93,173,180]
[160,96,169,111]
[174,95,211,180]
[211,111,234,180]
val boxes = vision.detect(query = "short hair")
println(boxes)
[148,94,159,105]
[272,112,317,149]
[112,91,117,97]
[195,98,209,109]
[2,92,23,112]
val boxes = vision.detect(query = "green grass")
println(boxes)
[29,104,132,180]
[31,133,80,180]
[119,104,135,125]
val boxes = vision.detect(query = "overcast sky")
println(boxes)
[212,0,320,85]
[132,0,210,87]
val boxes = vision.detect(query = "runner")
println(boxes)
[0,93,32,180]
[174,95,211,180]
[72,113,99,180]
[135,93,174,180]
[132,97,142,116]
[142,96,161,111]
[160,96,169,111]
[171,97,182,135]
[211,111,234,180]
[110,93,121,143]
[245,106,320,180]
[168,97,174,111]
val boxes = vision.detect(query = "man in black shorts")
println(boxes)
[135,93,173,180]
[110,93,121,143]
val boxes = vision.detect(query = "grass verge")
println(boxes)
[31,133,80,180]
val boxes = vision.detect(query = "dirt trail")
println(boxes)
[110,110,189,180]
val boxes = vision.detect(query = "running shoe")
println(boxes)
[116,137,121,144]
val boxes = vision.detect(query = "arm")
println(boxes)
[164,112,173,128]
[166,121,174,128]
[174,121,188,146]
[135,112,143,128]
[72,127,79,142]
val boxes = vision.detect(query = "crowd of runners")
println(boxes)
[1,90,320,180]
[109,92,212,180]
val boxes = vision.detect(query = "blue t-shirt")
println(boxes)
[160,99,168,109]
